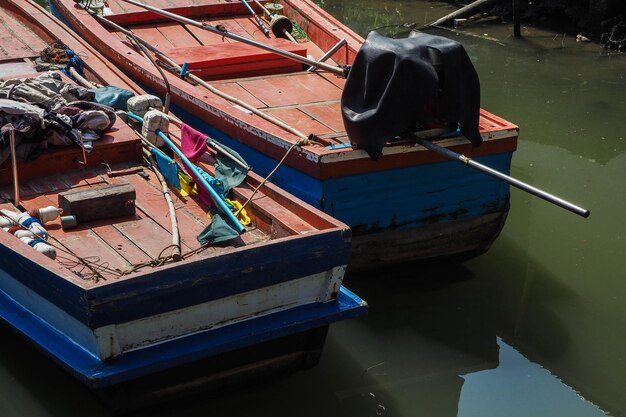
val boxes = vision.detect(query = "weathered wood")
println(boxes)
[165,40,306,78]
[428,0,500,27]
[58,183,136,223]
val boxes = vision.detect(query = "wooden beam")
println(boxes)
[428,0,501,27]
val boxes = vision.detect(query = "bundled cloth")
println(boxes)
[0,72,116,163]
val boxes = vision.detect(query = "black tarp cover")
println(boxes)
[341,31,482,159]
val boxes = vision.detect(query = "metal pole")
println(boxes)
[127,113,246,234]
[513,0,521,37]
[96,14,311,141]
[118,0,346,76]
[307,38,347,72]
[413,136,590,218]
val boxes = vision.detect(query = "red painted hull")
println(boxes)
[51,0,518,181]
[50,0,518,268]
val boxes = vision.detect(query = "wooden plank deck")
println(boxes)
[0,8,48,61]
[1,153,291,280]
[114,7,348,140]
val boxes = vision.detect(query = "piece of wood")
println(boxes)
[428,0,500,27]
[58,183,136,223]
[166,39,306,76]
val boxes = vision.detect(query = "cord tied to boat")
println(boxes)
[61,49,87,81]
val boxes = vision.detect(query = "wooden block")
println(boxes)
[166,39,306,72]
[58,183,136,223]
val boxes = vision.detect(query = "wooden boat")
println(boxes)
[51,0,519,270]
[0,0,366,402]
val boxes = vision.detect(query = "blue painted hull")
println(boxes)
[173,105,512,268]
[0,219,365,389]
[49,0,516,269]
[0,279,364,388]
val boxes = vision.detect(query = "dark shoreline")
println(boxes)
[448,0,625,41]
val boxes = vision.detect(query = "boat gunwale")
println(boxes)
[50,0,518,179]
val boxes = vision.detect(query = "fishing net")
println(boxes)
[36,41,71,71]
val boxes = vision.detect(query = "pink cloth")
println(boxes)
[181,123,207,162]
[196,186,214,208]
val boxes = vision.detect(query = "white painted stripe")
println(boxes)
[0,268,100,359]
[94,266,346,359]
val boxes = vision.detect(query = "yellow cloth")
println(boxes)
[226,199,250,226]
[178,170,196,197]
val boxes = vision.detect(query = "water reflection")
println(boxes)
[0,324,109,416]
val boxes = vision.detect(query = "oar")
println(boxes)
[126,113,247,234]
[118,0,347,77]
[239,0,270,37]
[412,136,590,218]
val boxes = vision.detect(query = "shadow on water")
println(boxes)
[0,263,498,417]
[0,239,614,417]
[130,263,500,417]
[0,324,109,417]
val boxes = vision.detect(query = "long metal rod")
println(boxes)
[413,136,590,218]
[127,113,246,234]
[9,128,20,206]
[240,0,270,37]
[307,38,347,72]
[95,14,310,141]
[155,110,250,170]
[118,0,346,76]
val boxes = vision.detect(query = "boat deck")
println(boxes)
[0,2,340,288]
[100,0,518,152]
[0,158,271,284]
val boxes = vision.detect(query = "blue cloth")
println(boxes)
[61,49,85,79]
[91,86,134,110]
[151,148,181,190]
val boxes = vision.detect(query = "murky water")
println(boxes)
[4,1,626,416]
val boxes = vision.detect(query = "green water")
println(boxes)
[3,1,626,416]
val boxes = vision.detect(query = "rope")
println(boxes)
[0,212,108,282]
[236,137,309,215]
[291,20,308,41]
